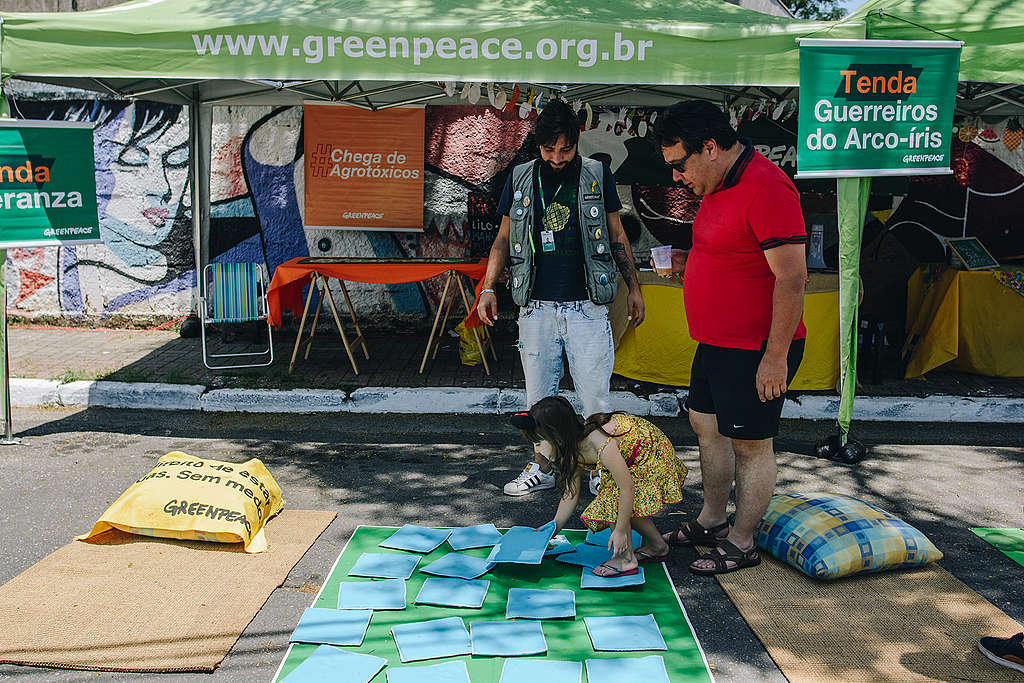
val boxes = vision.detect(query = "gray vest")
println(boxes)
[507,157,617,306]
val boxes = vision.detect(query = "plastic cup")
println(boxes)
[651,245,673,276]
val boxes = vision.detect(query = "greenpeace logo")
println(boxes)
[192,32,654,68]
[342,211,384,220]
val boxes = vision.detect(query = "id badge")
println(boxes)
[540,230,556,252]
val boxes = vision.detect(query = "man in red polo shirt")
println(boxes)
[654,100,807,576]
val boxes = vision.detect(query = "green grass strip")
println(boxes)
[971,527,1024,569]
[275,525,712,682]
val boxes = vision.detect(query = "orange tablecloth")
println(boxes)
[267,257,488,327]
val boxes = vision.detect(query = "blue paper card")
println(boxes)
[581,566,646,589]
[386,660,471,683]
[585,655,670,683]
[420,552,493,580]
[415,577,490,609]
[391,617,471,662]
[485,521,556,564]
[447,523,503,551]
[584,527,643,549]
[289,607,372,646]
[380,524,453,554]
[280,645,387,683]
[584,614,667,651]
[544,534,574,556]
[470,619,547,656]
[337,578,407,610]
[505,588,576,619]
[499,658,582,683]
[554,543,612,568]
[348,552,420,579]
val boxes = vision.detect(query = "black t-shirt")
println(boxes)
[498,156,622,301]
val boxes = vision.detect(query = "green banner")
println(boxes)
[0,121,100,249]
[837,176,870,440]
[796,39,961,179]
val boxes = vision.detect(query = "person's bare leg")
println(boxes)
[691,436,774,571]
[632,517,670,559]
[533,446,552,472]
[690,409,735,529]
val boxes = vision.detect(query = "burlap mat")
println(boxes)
[713,552,1021,682]
[0,509,335,672]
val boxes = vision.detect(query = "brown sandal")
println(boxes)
[662,520,729,547]
[689,540,761,576]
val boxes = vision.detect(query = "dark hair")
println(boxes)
[514,396,631,496]
[535,99,580,148]
[654,100,737,155]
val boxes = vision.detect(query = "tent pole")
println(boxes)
[190,88,213,297]
[0,77,20,445]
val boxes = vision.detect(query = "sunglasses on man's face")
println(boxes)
[666,147,698,173]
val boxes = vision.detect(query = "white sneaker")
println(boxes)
[589,470,601,496]
[503,463,556,496]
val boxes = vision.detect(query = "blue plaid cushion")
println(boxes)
[757,493,942,580]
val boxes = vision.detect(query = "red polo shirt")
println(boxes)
[683,144,807,350]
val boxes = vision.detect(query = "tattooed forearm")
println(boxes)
[611,242,639,291]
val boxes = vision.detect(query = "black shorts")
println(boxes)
[685,339,805,440]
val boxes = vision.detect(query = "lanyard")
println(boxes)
[537,162,565,213]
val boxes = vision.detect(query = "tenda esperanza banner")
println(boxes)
[304,103,425,231]
[796,39,961,178]
[0,120,100,248]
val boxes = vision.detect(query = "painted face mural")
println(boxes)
[10,100,195,318]
[97,104,190,268]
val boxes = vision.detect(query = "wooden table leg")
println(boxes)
[321,278,360,375]
[288,274,318,374]
[432,280,458,361]
[337,279,370,360]
[420,270,453,373]
[303,278,327,361]
[454,273,491,376]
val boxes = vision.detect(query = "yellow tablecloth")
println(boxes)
[611,272,840,390]
[904,266,1024,378]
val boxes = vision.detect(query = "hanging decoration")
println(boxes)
[504,83,521,112]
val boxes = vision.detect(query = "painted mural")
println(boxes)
[7,97,1023,327]
[884,118,1024,261]
[8,100,195,322]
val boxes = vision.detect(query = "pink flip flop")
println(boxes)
[592,563,640,578]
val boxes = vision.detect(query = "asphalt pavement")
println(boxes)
[0,407,1021,682]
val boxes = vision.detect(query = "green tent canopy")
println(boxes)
[852,0,1024,85]
[0,0,855,103]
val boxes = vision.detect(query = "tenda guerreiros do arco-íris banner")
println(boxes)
[0,120,100,249]
[796,39,962,179]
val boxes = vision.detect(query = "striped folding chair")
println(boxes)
[199,262,274,369]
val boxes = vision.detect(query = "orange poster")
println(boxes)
[304,103,424,231]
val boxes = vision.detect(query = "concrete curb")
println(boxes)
[57,380,205,411]
[10,379,1024,422]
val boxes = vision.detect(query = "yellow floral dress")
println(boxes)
[580,414,688,531]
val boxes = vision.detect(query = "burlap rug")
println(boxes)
[714,552,1020,682]
[0,509,335,672]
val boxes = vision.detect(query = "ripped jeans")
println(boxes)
[517,299,614,417]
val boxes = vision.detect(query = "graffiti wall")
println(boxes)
[885,117,1024,260]
[7,100,195,323]
[12,97,1020,328]
[207,103,686,318]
